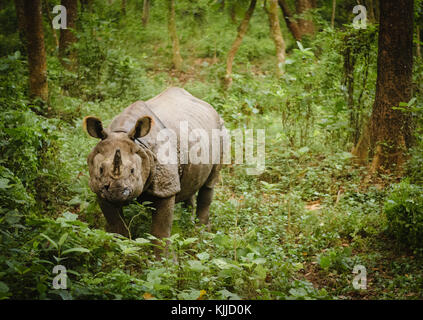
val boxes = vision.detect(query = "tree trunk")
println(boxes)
[369,0,414,173]
[224,0,257,88]
[267,0,286,75]
[296,0,315,36]
[121,0,126,15]
[229,2,237,24]
[167,0,182,70]
[59,0,78,69]
[43,0,59,49]
[331,0,336,28]
[14,0,27,53]
[23,0,48,101]
[278,0,302,41]
[351,121,370,165]
[417,26,421,59]
[366,0,376,23]
[142,0,150,26]
[80,0,93,12]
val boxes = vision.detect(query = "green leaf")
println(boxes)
[135,238,150,245]
[0,281,9,293]
[40,233,58,250]
[58,233,68,247]
[187,260,208,272]
[319,255,331,269]
[298,146,310,155]
[196,252,210,261]
[0,178,10,189]
[218,289,241,300]
[62,247,90,255]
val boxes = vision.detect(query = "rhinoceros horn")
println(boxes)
[113,149,122,176]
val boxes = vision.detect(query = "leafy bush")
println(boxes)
[385,181,423,250]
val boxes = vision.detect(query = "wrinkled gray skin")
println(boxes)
[84,87,226,256]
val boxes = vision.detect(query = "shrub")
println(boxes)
[384,181,423,250]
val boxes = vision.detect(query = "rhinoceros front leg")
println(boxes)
[151,195,175,258]
[97,197,129,237]
[196,185,213,228]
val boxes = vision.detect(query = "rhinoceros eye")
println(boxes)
[130,168,135,174]
[99,167,104,175]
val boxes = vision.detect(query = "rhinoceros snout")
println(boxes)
[122,188,130,197]
[101,184,132,203]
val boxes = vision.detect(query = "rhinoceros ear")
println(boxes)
[83,116,108,140]
[128,116,152,140]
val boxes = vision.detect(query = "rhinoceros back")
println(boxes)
[108,87,225,202]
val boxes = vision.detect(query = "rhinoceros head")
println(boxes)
[83,116,153,204]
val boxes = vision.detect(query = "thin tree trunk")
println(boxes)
[43,0,59,49]
[121,0,126,15]
[267,0,286,75]
[229,2,237,24]
[59,0,78,69]
[167,0,182,70]
[80,0,93,12]
[278,0,302,41]
[296,0,315,36]
[352,121,370,165]
[374,0,380,22]
[225,0,257,88]
[23,0,48,101]
[331,0,336,28]
[417,26,421,58]
[14,0,27,52]
[366,0,375,22]
[369,0,414,173]
[142,0,150,26]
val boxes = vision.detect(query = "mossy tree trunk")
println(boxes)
[142,0,150,26]
[43,0,59,49]
[167,0,182,70]
[331,0,336,28]
[23,0,48,102]
[267,0,286,75]
[121,0,126,15]
[277,0,314,41]
[224,0,257,88]
[368,0,414,173]
[296,0,315,36]
[277,0,301,41]
[59,0,78,69]
[80,0,93,12]
[14,0,26,44]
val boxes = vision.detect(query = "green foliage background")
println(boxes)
[0,0,422,300]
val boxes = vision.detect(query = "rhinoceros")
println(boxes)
[83,87,227,252]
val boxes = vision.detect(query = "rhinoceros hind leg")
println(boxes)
[196,186,213,228]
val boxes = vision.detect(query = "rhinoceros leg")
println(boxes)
[182,195,195,210]
[196,186,214,227]
[151,195,175,258]
[97,197,129,237]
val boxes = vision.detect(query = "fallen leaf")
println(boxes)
[197,290,206,300]
[143,292,154,300]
